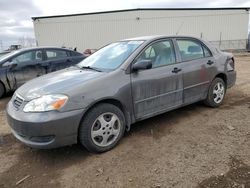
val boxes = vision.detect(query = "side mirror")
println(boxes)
[132,59,152,71]
[2,61,17,68]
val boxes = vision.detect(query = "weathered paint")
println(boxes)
[6,36,236,149]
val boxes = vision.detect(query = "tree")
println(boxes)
[18,36,36,47]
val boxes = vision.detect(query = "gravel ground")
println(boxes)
[0,55,249,188]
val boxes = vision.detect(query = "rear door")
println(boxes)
[175,38,216,104]
[131,39,183,119]
[44,49,72,73]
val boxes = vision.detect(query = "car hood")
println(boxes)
[16,66,105,100]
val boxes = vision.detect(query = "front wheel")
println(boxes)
[79,103,125,153]
[204,78,226,107]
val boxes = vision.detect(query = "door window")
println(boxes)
[12,50,43,64]
[46,50,68,60]
[136,40,176,68]
[203,46,212,57]
[144,46,156,59]
[177,40,204,61]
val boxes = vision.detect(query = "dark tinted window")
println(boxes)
[46,49,68,60]
[136,40,176,68]
[70,51,82,56]
[177,40,204,61]
[12,50,42,63]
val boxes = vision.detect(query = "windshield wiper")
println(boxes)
[80,66,102,72]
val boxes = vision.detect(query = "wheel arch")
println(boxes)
[0,79,6,96]
[78,98,132,135]
[215,73,227,87]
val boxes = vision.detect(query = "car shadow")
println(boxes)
[0,92,13,111]
[124,101,206,140]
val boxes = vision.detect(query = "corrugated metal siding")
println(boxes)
[33,9,249,51]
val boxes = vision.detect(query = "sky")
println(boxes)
[1,0,250,50]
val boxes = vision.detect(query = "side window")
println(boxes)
[136,40,176,68]
[144,46,156,59]
[177,40,204,61]
[203,46,212,57]
[12,50,42,64]
[46,50,68,60]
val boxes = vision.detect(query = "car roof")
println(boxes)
[120,35,215,52]
[121,35,204,42]
[14,47,77,53]
[0,47,83,62]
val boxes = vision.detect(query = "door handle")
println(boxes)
[172,67,182,73]
[207,60,214,65]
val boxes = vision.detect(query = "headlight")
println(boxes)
[23,94,68,112]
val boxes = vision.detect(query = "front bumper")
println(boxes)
[6,101,84,149]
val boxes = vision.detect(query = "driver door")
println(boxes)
[7,50,45,89]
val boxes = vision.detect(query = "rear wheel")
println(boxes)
[0,83,5,98]
[79,103,125,153]
[204,78,226,107]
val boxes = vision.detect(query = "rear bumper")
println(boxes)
[6,101,84,149]
[227,71,236,89]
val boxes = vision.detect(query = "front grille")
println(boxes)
[13,95,24,109]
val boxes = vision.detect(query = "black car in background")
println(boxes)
[0,47,86,98]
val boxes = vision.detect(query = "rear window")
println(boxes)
[70,51,82,56]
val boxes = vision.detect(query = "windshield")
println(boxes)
[77,40,144,71]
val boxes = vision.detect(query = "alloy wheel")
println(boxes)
[213,82,225,104]
[91,113,121,147]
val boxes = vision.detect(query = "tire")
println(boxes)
[204,78,226,107]
[0,83,5,98]
[79,103,126,153]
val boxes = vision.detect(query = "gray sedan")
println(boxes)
[7,36,236,153]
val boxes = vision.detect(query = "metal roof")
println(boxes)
[32,7,250,20]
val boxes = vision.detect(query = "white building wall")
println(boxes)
[33,9,249,52]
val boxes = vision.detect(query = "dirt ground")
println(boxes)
[0,55,250,188]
